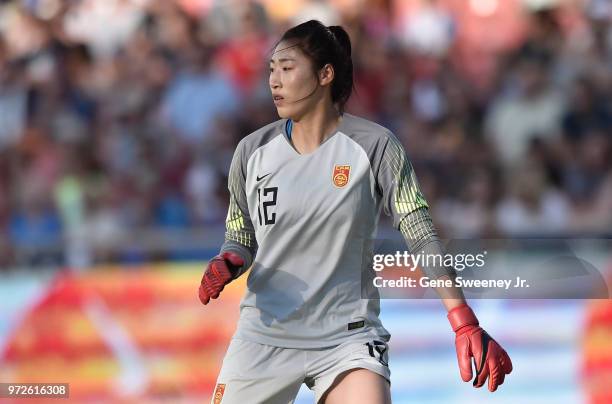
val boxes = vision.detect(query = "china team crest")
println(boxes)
[332,164,351,188]
[213,383,226,403]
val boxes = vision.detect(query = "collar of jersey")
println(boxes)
[282,113,347,156]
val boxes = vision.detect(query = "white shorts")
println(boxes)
[211,337,391,404]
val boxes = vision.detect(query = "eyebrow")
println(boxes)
[269,43,300,63]
[269,58,296,63]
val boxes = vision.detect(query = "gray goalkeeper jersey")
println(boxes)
[219,113,439,348]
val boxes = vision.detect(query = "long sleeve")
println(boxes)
[219,139,258,278]
[376,132,455,280]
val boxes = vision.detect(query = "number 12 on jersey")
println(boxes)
[257,187,278,226]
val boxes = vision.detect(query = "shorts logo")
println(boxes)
[332,164,351,188]
[213,383,226,404]
[348,320,365,330]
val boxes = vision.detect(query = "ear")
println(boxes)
[318,63,335,87]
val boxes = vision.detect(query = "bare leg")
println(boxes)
[321,368,391,404]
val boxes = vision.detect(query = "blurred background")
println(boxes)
[0,0,610,402]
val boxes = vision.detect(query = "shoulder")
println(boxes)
[339,113,400,155]
[235,119,286,161]
[340,113,394,141]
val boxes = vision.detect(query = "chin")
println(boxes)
[276,110,289,119]
[275,106,292,119]
[275,105,306,121]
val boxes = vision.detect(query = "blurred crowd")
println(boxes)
[0,0,610,268]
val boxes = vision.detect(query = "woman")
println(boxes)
[199,20,512,404]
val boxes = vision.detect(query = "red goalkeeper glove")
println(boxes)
[198,252,244,305]
[447,304,513,392]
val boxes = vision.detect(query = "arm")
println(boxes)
[219,138,258,277]
[376,132,512,391]
[398,212,467,308]
[375,132,458,285]
[199,140,258,305]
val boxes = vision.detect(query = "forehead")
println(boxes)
[270,41,304,63]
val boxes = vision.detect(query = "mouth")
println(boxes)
[273,95,284,104]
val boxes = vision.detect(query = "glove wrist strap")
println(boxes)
[219,251,245,280]
[447,304,479,333]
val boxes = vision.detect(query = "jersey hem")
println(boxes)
[232,327,391,349]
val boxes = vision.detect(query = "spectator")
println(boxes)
[160,47,240,143]
[0,0,609,267]
[485,55,566,167]
[495,162,571,236]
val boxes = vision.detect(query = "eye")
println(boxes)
[269,67,274,73]
[282,67,292,71]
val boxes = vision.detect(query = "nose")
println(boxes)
[269,70,280,90]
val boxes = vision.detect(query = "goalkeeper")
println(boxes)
[199,19,512,404]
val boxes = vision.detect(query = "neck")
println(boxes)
[291,103,342,154]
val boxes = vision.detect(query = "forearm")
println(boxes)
[431,274,467,311]
[398,211,467,310]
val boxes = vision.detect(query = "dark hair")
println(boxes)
[276,20,354,113]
